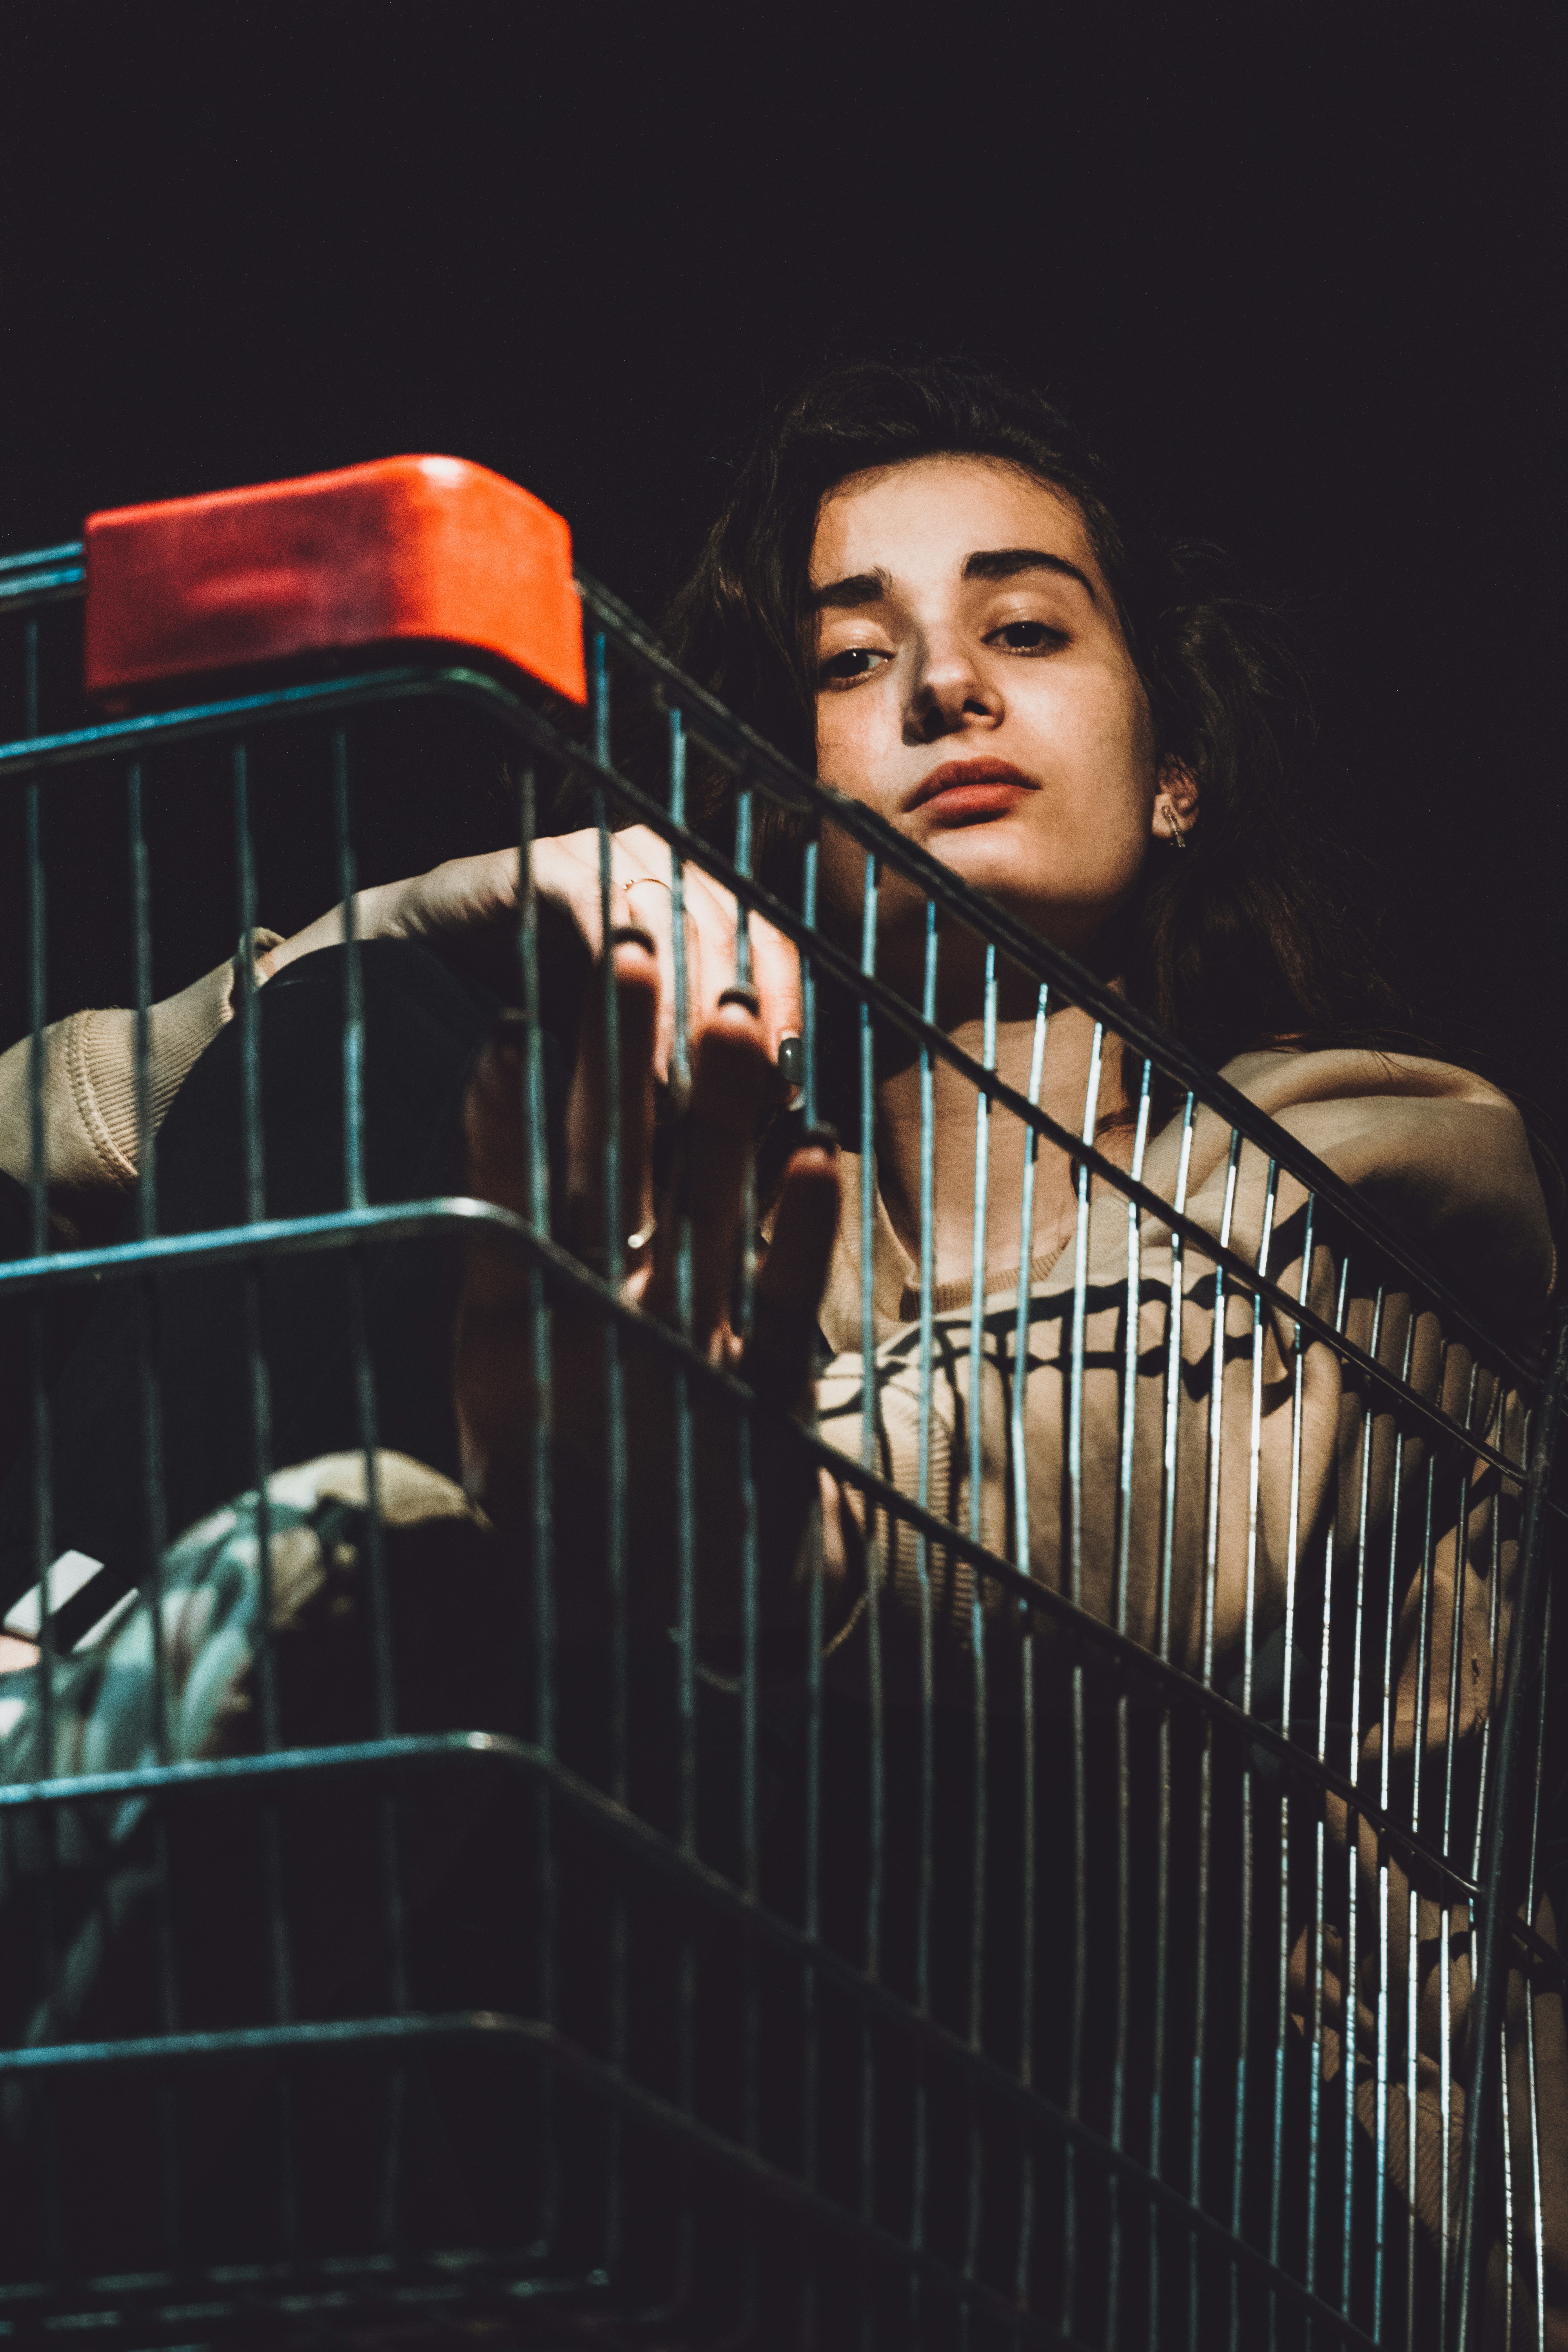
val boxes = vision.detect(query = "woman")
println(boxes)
[0,358,1560,2338]
[448,365,1566,2341]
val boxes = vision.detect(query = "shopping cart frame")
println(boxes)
[0,535,1561,2350]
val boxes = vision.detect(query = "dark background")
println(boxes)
[0,4,1562,1135]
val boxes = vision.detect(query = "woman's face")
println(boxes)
[810,454,1185,967]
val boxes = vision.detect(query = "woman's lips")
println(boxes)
[922,780,1033,825]
[906,760,1039,827]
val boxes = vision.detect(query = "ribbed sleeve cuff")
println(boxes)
[0,934,283,1195]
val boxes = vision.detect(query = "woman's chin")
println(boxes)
[924,821,1058,902]
[926,826,1125,935]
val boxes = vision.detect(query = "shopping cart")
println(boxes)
[0,456,1561,2350]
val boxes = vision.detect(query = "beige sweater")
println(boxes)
[815,1048,1553,1696]
[814,1048,1562,2310]
[0,941,281,1203]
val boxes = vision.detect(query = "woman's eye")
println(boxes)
[818,646,890,689]
[989,621,1066,653]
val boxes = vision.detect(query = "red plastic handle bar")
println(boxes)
[83,454,587,706]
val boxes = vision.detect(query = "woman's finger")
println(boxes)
[617,872,688,1082]
[463,1015,530,1224]
[644,997,776,1345]
[562,933,661,1274]
[540,829,690,1087]
[677,868,802,1076]
[743,1140,841,1408]
[747,909,806,1073]
[453,1020,534,1530]
[536,827,799,1089]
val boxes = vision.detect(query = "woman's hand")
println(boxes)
[454,933,841,1642]
[263,828,804,1087]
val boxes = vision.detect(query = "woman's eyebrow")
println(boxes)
[963,547,1098,601]
[811,549,1097,609]
[811,568,891,610]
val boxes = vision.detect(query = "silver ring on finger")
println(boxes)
[574,1215,657,1275]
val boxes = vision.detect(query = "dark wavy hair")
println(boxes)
[662,354,1406,1071]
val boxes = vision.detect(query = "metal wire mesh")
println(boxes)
[0,546,1562,2349]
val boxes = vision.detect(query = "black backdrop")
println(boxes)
[0,3,1562,1139]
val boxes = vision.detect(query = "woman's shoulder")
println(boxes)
[1217,1042,1555,1319]
[1221,1041,1520,1118]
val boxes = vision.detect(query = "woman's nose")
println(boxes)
[904,630,1001,743]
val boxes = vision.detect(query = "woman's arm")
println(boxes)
[0,818,802,1215]
[263,828,804,1080]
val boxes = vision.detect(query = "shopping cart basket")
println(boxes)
[0,457,1561,2350]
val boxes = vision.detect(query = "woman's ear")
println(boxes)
[1152,758,1198,848]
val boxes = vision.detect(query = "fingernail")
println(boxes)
[717,984,762,1016]
[777,1034,805,1087]
[608,923,657,954]
[802,1120,839,1154]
